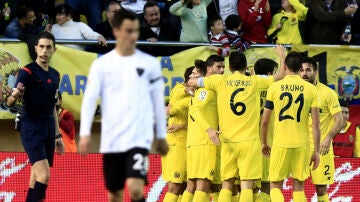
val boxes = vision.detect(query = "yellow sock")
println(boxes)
[181,191,194,202]
[293,191,307,202]
[211,192,219,202]
[164,192,179,202]
[233,192,240,202]
[232,195,239,202]
[258,192,270,202]
[219,189,232,202]
[253,192,260,202]
[193,190,209,202]
[177,195,182,202]
[239,189,253,202]
[270,188,284,202]
[317,193,329,202]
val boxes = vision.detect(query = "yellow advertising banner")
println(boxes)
[292,45,360,101]
[2,43,360,120]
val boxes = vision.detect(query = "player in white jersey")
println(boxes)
[78,9,168,202]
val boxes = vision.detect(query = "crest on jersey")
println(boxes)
[199,91,207,100]
[348,134,354,142]
[333,66,360,100]
[136,68,144,77]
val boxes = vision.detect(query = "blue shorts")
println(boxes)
[20,116,55,167]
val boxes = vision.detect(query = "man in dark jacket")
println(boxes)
[139,1,179,56]
[305,0,357,44]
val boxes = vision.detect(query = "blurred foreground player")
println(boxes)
[79,9,168,202]
[7,31,65,202]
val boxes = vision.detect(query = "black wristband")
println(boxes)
[55,134,62,139]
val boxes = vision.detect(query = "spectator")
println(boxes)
[238,0,272,43]
[0,1,17,34]
[170,0,212,42]
[140,1,179,42]
[138,1,180,56]
[50,4,107,51]
[90,1,121,54]
[267,0,308,44]
[207,16,231,57]
[65,0,103,29]
[207,0,238,21]
[224,14,252,52]
[56,91,77,153]
[4,5,39,41]
[304,0,357,44]
[350,0,360,45]
[333,100,360,157]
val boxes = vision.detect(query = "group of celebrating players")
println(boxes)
[161,45,342,202]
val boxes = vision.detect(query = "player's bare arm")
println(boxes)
[273,45,287,81]
[310,107,321,170]
[261,108,272,157]
[320,112,343,155]
[207,127,221,145]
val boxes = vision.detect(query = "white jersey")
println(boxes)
[80,49,167,153]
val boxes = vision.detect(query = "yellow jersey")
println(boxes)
[265,75,319,148]
[258,78,274,146]
[204,72,273,143]
[187,88,219,147]
[309,82,341,151]
[167,83,190,145]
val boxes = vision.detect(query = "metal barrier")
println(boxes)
[0,38,297,48]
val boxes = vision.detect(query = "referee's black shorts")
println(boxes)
[103,147,149,192]
[20,116,55,167]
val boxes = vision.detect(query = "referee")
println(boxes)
[7,31,65,202]
[79,9,169,202]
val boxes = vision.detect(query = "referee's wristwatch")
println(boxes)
[55,134,62,139]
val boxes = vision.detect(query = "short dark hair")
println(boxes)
[302,57,318,71]
[339,100,350,108]
[206,55,224,68]
[195,59,207,76]
[208,16,222,29]
[36,31,56,47]
[112,9,138,28]
[16,6,33,19]
[225,14,242,30]
[229,51,247,71]
[143,1,159,13]
[285,51,303,73]
[184,66,194,83]
[55,4,73,17]
[254,58,278,75]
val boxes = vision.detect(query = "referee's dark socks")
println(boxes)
[32,181,48,201]
[25,188,34,202]
[131,198,145,202]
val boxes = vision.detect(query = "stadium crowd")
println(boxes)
[0,0,359,56]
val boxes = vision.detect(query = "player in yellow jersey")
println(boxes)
[182,56,225,202]
[300,57,343,202]
[253,58,278,202]
[261,51,321,202]
[188,45,286,202]
[163,66,194,202]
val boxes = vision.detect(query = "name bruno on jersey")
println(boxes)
[281,84,304,92]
